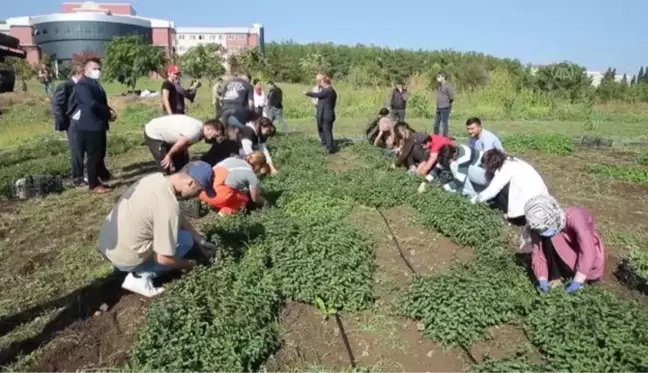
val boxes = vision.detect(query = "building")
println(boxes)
[174,24,264,56]
[1,1,264,67]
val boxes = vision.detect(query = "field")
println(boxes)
[2,78,648,372]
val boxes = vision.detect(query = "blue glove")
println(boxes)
[565,281,583,294]
[538,280,550,293]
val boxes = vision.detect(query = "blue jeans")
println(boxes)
[115,230,194,275]
[227,115,246,129]
[433,107,451,137]
[462,165,488,197]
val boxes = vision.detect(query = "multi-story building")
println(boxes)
[0,1,264,67]
[174,24,264,56]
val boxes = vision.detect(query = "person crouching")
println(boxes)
[199,152,268,216]
[524,195,606,294]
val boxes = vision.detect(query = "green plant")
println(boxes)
[589,164,648,185]
[524,288,648,372]
[502,133,574,155]
[472,354,547,373]
[410,185,503,248]
[627,245,648,280]
[278,191,354,225]
[637,150,648,166]
[129,247,282,372]
[103,35,167,90]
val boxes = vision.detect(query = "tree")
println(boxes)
[180,44,225,86]
[229,47,267,77]
[639,67,646,84]
[103,35,167,91]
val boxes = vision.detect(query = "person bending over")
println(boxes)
[240,115,278,175]
[524,195,605,294]
[419,144,487,197]
[470,149,549,226]
[201,126,242,166]
[199,152,268,216]
[144,115,222,174]
[98,161,218,297]
[392,122,429,171]
[369,108,395,148]
[415,134,455,176]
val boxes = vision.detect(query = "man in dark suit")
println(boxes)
[305,76,337,154]
[52,62,85,186]
[69,58,116,193]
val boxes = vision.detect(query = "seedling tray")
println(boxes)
[614,259,648,296]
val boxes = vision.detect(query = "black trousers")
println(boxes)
[144,132,189,175]
[317,117,335,151]
[67,128,84,181]
[74,130,108,189]
[542,237,573,281]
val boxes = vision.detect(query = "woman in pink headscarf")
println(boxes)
[524,195,606,294]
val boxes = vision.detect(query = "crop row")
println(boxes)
[128,134,648,372]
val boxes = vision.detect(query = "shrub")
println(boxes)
[502,133,574,155]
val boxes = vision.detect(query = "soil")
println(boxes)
[469,324,542,364]
[328,147,367,172]
[29,294,150,372]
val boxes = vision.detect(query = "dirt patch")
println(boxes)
[328,148,366,172]
[266,302,467,372]
[16,252,57,276]
[265,301,351,371]
[349,205,474,301]
[469,324,542,364]
[30,294,149,372]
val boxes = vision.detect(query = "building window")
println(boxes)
[237,34,246,40]
[189,34,196,40]
[198,35,204,40]
[227,34,234,40]
[178,34,184,39]
[209,35,216,40]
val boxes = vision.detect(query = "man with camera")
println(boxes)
[162,65,200,115]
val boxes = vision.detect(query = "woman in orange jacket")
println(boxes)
[199,152,269,216]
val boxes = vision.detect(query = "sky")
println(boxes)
[1,0,643,75]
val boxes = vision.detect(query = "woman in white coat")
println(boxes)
[470,149,549,226]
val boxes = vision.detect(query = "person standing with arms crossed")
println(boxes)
[304,76,337,154]
[390,81,408,122]
[433,72,455,137]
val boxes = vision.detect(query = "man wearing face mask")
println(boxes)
[524,195,606,294]
[69,58,116,193]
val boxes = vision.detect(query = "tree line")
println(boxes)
[2,37,647,104]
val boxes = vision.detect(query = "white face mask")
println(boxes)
[89,70,101,80]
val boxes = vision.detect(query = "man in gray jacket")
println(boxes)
[433,72,455,137]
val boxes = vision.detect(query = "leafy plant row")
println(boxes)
[501,133,574,156]
[348,139,648,372]
[0,134,144,198]
[589,163,648,185]
[129,245,282,372]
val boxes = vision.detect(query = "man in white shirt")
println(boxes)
[144,115,224,174]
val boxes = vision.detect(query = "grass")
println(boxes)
[2,78,648,371]
[4,77,648,148]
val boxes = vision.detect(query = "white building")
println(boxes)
[174,24,264,56]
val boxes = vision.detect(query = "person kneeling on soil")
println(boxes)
[524,195,606,294]
[417,144,487,197]
[415,134,456,176]
[365,108,395,149]
[201,126,242,166]
[240,114,278,175]
[98,161,218,297]
[391,122,429,171]
[199,152,269,216]
[144,115,223,174]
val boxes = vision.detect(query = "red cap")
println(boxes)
[168,65,181,74]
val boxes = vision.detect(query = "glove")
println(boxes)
[538,280,550,293]
[470,196,479,205]
[565,281,583,294]
[417,182,427,194]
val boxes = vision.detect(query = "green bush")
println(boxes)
[0,136,69,168]
[335,168,420,209]
[502,133,574,155]
[589,163,648,185]
[524,288,648,372]
[627,245,648,279]
[410,185,503,248]
[129,248,281,372]
[278,191,354,225]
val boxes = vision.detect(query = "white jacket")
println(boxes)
[475,158,548,218]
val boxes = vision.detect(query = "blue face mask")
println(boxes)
[538,227,559,237]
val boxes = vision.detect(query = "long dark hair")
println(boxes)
[437,144,459,169]
[482,149,510,181]
[393,121,416,147]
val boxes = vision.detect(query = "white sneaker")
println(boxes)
[121,273,165,297]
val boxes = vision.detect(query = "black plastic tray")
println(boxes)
[614,259,648,296]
